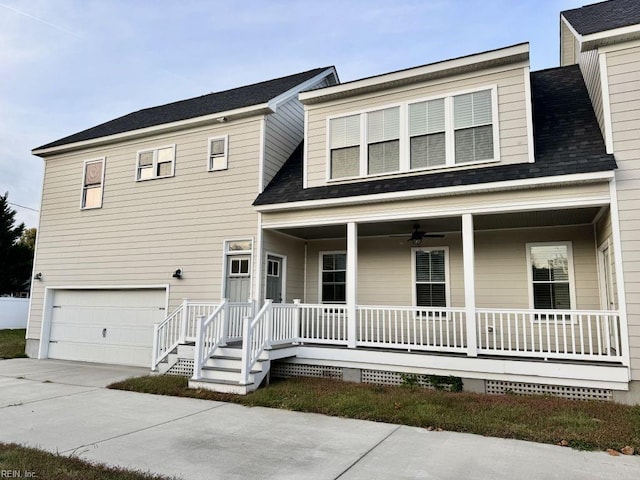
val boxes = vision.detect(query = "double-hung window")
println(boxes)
[81,158,105,209]
[367,107,400,174]
[136,145,175,181]
[409,98,446,168]
[453,90,494,164]
[208,136,228,171]
[321,252,346,303]
[527,242,575,310]
[329,115,360,179]
[413,248,448,308]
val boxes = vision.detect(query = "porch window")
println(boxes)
[81,158,105,209]
[414,248,448,307]
[329,115,360,179]
[367,107,400,175]
[527,243,574,310]
[321,252,346,303]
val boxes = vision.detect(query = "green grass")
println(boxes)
[0,329,27,359]
[0,443,178,480]
[109,375,640,453]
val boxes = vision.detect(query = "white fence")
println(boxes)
[0,297,29,329]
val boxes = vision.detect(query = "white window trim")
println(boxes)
[318,250,347,304]
[525,241,577,312]
[325,85,500,182]
[80,157,106,210]
[135,144,176,181]
[411,246,451,308]
[208,135,228,172]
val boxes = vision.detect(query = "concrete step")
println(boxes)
[204,356,266,370]
[189,378,256,395]
[200,366,259,382]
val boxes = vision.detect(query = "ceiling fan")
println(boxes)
[391,223,445,246]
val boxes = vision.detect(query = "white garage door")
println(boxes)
[48,289,167,367]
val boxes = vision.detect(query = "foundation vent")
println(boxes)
[166,359,194,378]
[271,362,342,379]
[486,380,613,401]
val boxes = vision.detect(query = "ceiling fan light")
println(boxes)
[411,237,423,246]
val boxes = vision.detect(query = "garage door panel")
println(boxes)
[48,289,166,367]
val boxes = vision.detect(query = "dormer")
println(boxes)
[298,43,533,190]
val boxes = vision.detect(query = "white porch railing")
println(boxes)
[184,301,220,341]
[152,303,186,370]
[297,303,348,345]
[356,305,468,353]
[192,300,228,380]
[240,300,273,385]
[476,309,622,361]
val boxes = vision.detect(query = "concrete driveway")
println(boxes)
[0,358,638,480]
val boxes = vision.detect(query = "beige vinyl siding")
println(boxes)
[302,225,599,310]
[560,19,580,66]
[262,229,305,302]
[605,44,640,378]
[28,117,263,340]
[261,182,610,228]
[305,65,530,188]
[263,98,304,189]
[579,49,605,138]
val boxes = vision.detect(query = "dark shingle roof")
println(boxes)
[254,64,616,206]
[562,0,640,35]
[35,67,332,151]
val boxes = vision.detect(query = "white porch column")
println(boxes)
[462,214,478,357]
[347,222,358,348]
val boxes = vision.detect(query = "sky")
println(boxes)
[1,0,589,228]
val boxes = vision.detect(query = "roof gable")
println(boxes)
[562,0,640,35]
[35,67,333,151]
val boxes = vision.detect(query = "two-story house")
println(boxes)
[28,0,640,403]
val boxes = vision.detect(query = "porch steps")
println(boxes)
[154,344,194,375]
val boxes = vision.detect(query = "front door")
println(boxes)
[266,254,283,303]
[226,255,251,302]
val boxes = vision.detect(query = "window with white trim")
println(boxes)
[527,243,574,310]
[81,158,105,209]
[327,86,497,180]
[330,115,360,179]
[208,136,228,171]
[413,248,448,307]
[136,145,175,180]
[321,252,346,303]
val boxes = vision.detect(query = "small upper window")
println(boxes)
[81,158,105,209]
[136,145,175,181]
[367,107,400,175]
[453,90,494,164]
[329,115,360,179]
[409,98,446,168]
[208,136,228,171]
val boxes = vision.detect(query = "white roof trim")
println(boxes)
[299,43,529,104]
[32,103,272,157]
[255,171,615,212]
[268,67,338,111]
[561,13,640,52]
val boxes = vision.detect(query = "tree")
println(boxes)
[0,192,34,295]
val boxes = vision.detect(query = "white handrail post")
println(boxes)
[293,299,301,344]
[240,315,252,385]
[191,314,205,381]
[179,298,189,343]
[151,323,160,371]
[220,298,229,346]
[249,297,256,317]
[265,299,273,350]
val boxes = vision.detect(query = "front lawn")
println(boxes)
[0,329,27,359]
[0,443,177,480]
[109,375,640,454]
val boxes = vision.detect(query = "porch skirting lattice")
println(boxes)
[485,380,613,401]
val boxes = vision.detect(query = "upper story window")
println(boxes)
[208,136,228,171]
[136,145,175,181]
[81,158,105,209]
[327,86,498,181]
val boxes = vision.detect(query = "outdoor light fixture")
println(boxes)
[216,117,228,123]
[411,237,423,247]
[34,272,43,280]
[172,268,183,279]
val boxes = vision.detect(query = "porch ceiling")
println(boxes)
[274,206,603,239]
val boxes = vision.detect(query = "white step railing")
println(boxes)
[356,305,467,353]
[271,301,301,346]
[192,300,228,380]
[151,303,185,371]
[184,301,220,341]
[476,309,622,361]
[227,301,256,341]
[240,300,273,385]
